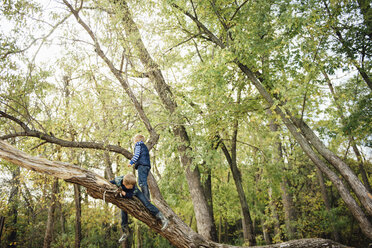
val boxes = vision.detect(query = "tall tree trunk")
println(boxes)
[236,62,372,239]
[0,216,5,241]
[201,165,218,241]
[268,187,281,239]
[220,137,256,245]
[268,117,297,239]
[315,167,340,242]
[262,219,271,245]
[292,116,372,215]
[280,179,297,239]
[217,88,256,245]
[136,223,142,248]
[74,184,82,248]
[63,76,82,248]
[21,182,35,221]
[58,201,66,234]
[7,166,20,248]
[104,151,114,180]
[43,178,59,248]
[173,6,372,237]
[63,0,216,240]
[0,140,353,248]
[111,1,217,240]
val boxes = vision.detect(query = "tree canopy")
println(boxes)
[0,0,371,247]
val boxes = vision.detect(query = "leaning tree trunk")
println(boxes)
[171,6,372,238]
[111,0,217,240]
[43,178,59,248]
[324,72,372,193]
[62,0,216,241]
[0,140,353,248]
[236,62,372,240]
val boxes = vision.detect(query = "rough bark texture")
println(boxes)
[0,140,353,248]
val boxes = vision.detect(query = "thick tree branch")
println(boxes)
[0,111,133,159]
[0,140,353,248]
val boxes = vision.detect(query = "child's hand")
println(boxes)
[128,163,132,168]
[121,190,126,197]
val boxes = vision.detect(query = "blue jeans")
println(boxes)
[137,165,150,187]
[120,186,159,230]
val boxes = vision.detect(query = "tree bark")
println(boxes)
[220,140,256,246]
[61,0,216,241]
[216,87,256,245]
[43,178,59,248]
[268,187,280,239]
[103,151,114,180]
[73,184,82,248]
[0,216,5,241]
[262,219,271,245]
[202,165,218,241]
[0,140,353,248]
[58,201,66,235]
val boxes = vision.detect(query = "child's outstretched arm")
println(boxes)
[128,143,141,167]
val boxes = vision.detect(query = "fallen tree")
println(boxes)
[0,140,353,248]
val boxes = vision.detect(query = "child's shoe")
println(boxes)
[118,229,129,243]
[156,212,169,231]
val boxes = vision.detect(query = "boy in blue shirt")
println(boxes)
[128,134,152,201]
[110,174,169,243]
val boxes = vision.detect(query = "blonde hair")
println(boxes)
[123,174,137,186]
[133,134,145,143]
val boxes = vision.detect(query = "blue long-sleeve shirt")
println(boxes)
[129,141,143,165]
[129,141,151,168]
